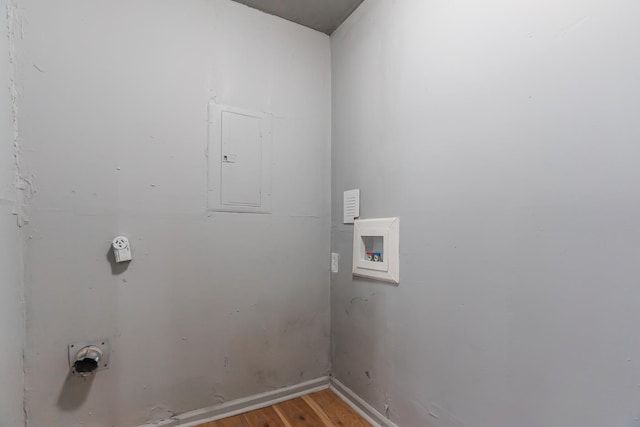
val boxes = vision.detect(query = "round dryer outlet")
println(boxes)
[68,339,110,377]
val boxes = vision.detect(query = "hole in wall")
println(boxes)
[73,358,98,374]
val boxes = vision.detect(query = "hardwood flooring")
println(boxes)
[197,389,371,427]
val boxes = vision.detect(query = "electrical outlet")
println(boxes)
[331,252,339,273]
[68,339,110,376]
[112,236,132,263]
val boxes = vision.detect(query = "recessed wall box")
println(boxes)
[352,217,399,284]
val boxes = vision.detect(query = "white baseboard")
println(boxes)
[139,376,329,427]
[138,375,398,427]
[330,377,398,427]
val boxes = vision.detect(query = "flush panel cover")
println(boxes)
[208,102,272,213]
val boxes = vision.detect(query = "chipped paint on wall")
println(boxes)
[6,0,33,227]
[146,406,176,424]
[0,0,25,425]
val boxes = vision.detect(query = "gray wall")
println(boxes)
[14,1,331,426]
[0,0,25,424]
[331,1,640,426]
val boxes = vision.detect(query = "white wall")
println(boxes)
[331,1,640,426]
[14,1,331,425]
[0,0,25,425]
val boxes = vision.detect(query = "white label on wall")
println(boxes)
[343,189,360,224]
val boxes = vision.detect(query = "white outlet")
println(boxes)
[112,236,132,263]
[331,252,339,273]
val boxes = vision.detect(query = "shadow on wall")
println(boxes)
[106,244,130,275]
[54,247,122,412]
[56,372,96,411]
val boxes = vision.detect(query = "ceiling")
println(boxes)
[230,0,365,35]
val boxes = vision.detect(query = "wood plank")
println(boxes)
[199,413,250,427]
[273,397,331,427]
[307,389,371,426]
[271,405,293,427]
[196,390,370,427]
[301,394,336,426]
[242,405,286,427]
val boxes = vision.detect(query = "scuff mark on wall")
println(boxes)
[426,402,471,427]
[345,293,376,315]
[146,405,176,423]
[254,369,279,390]
[283,314,319,333]
[4,4,27,427]
[383,391,392,419]
[6,0,34,227]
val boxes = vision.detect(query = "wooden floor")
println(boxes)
[197,389,371,427]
